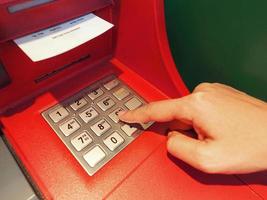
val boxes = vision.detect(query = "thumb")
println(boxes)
[167,131,207,170]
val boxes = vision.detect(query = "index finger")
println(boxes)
[119,97,195,124]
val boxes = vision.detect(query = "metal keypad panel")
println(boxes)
[42,75,153,176]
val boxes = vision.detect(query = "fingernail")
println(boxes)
[167,131,175,138]
[118,111,127,117]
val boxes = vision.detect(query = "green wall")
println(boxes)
[165,1,267,100]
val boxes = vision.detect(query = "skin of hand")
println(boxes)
[119,83,267,174]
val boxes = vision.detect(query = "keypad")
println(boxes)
[42,75,153,176]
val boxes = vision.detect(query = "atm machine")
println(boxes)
[0,0,266,199]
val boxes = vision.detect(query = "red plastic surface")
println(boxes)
[106,144,261,200]
[0,0,266,199]
[114,0,188,98]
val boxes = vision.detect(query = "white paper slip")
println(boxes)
[14,13,114,62]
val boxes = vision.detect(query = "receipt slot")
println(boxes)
[0,0,266,199]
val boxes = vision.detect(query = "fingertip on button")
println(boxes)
[117,110,127,117]
[117,111,133,123]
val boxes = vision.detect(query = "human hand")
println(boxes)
[119,83,267,174]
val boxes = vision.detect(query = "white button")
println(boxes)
[113,88,130,100]
[49,107,69,123]
[140,121,154,130]
[79,107,98,123]
[71,131,92,151]
[121,124,138,136]
[91,119,111,136]
[97,96,115,111]
[88,88,104,100]
[103,132,124,151]
[108,107,124,123]
[103,79,120,90]
[59,118,80,136]
[84,146,106,167]
[124,97,142,110]
[70,98,87,111]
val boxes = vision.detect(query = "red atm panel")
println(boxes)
[0,0,266,199]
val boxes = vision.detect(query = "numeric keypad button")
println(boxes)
[59,118,80,136]
[103,132,124,151]
[88,88,104,100]
[97,96,115,111]
[113,87,130,100]
[125,97,142,110]
[91,119,111,136]
[49,107,69,123]
[71,132,92,151]
[121,124,138,137]
[84,146,106,167]
[103,79,120,90]
[108,107,124,123]
[70,98,87,111]
[79,107,98,123]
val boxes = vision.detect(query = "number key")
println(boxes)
[103,132,124,151]
[49,106,69,123]
[91,119,111,136]
[71,131,92,151]
[97,96,115,111]
[79,107,98,123]
[88,88,104,100]
[109,107,125,123]
[70,98,87,111]
[59,118,80,136]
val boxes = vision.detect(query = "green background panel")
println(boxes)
[165,0,267,100]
